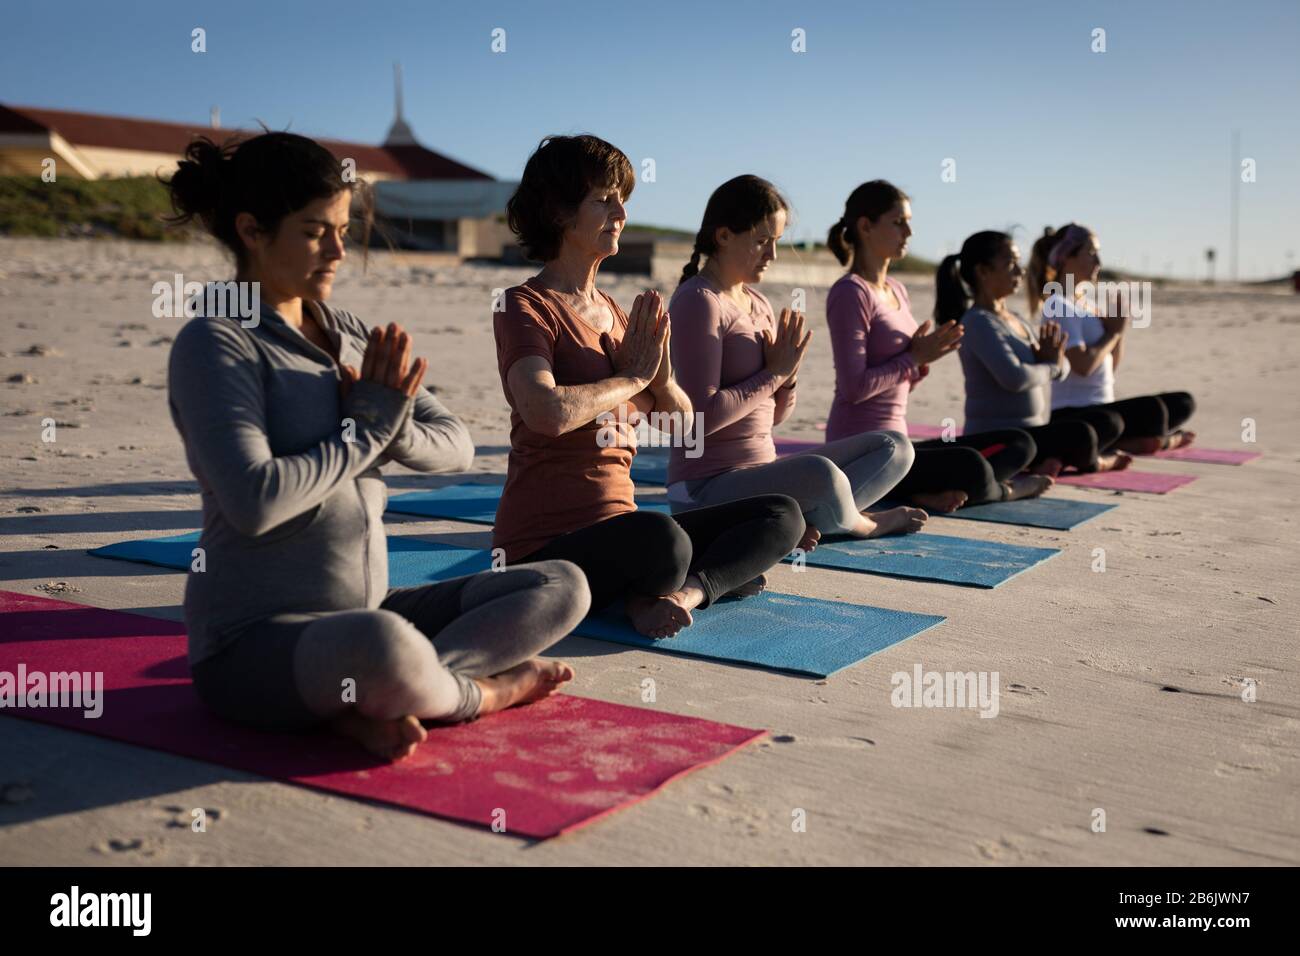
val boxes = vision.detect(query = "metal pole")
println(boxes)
[1230,129,1240,281]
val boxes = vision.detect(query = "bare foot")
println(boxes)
[475,658,574,715]
[797,526,821,553]
[1031,457,1064,479]
[1117,435,1164,455]
[725,573,767,598]
[626,588,700,639]
[1004,473,1054,501]
[331,712,427,762]
[1096,451,1134,472]
[1164,429,1196,450]
[909,490,968,513]
[858,506,928,537]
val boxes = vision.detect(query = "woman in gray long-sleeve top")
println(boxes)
[936,231,1130,474]
[164,131,589,761]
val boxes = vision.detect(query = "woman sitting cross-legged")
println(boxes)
[166,131,587,762]
[493,135,806,639]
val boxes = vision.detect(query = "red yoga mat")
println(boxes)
[0,591,765,839]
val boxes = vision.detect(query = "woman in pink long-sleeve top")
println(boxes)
[666,175,925,544]
[825,271,923,438]
[824,180,1053,512]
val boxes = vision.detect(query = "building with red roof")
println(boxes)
[0,75,517,257]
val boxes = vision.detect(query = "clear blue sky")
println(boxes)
[4,0,1298,279]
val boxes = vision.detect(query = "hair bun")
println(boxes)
[166,136,229,225]
[187,138,227,190]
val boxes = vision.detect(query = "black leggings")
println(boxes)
[891,429,1037,505]
[1051,391,1196,453]
[520,495,805,613]
[1019,419,1102,472]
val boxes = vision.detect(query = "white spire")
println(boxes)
[384,61,418,146]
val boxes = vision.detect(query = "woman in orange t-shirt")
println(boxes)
[494,135,805,639]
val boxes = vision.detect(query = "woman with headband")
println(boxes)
[664,175,924,543]
[1026,224,1196,454]
[824,180,1053,513]
[938,230,1133,474]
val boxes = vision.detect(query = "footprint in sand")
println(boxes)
[161,804,226,829]
[94,836,163,857]
[975,836,1032,861]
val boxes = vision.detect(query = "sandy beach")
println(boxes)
[1,235,1297,866]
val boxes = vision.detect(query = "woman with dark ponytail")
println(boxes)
[941,231,1128,473]
[1027,224,1196,454]
[664,175,923,542]
[165,131,588,761]
[824,181,1052,512]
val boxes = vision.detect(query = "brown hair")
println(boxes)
[934,230,1013,324]
[826,180,909,266]
[680,175,789,285]
[506,134,636,262]
[164,131,370,268]
[1026,223,1093,316]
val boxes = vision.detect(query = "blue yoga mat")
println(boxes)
[634,449,1112,530]
[575,590,943,677]
[929,497,1116,530]
[88,535,943,677]
[630,451,669,486]
[89,532,492,584]
[789,532,1058,588]
[89,530,203,570]
[386,483,671,524]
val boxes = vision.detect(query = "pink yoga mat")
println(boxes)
[1150,446,1261,465]
[904,422,1257,466]
[1053,470,1197,493]
[0,591,765,839]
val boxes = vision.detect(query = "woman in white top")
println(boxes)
[1026,224,1196,455]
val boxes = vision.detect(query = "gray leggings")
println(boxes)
[190,560,590,731]
[673,430,914,535]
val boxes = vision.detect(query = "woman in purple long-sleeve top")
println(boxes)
[666,175,925,543]
[824,181,1053,512]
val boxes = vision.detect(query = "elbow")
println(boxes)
[457,444,475,471]
[218,469,294,537]
[222,498,276,538]
[532,411,567,438]
[443,419,476,471]
[515,397,551,437]
[520,404,566,438]
[453,432,476,471]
